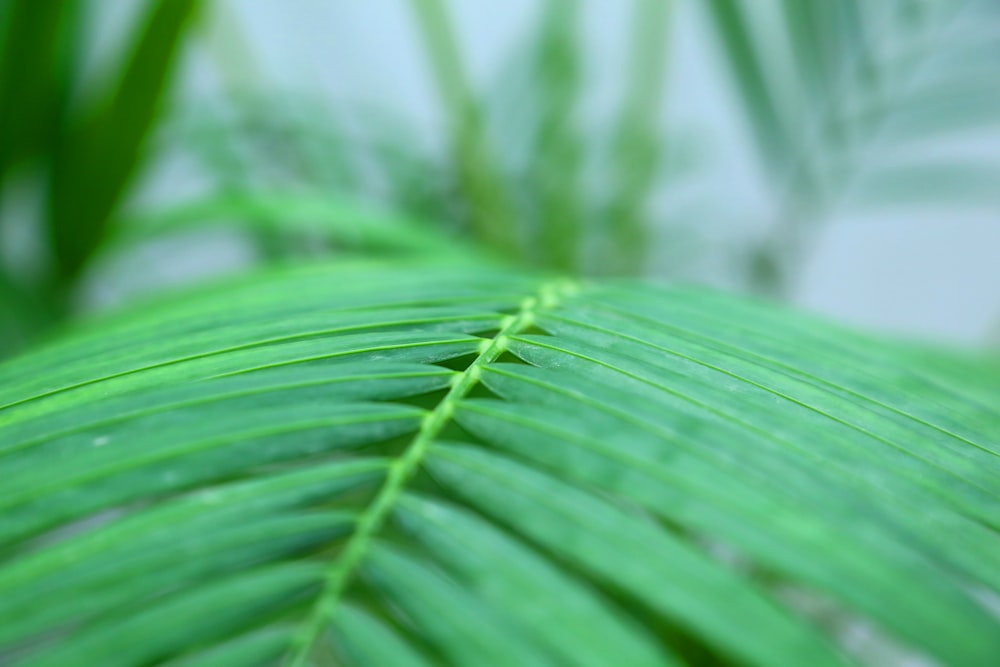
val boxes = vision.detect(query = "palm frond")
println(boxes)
[701,0,1000,291]
[1,262,998,666]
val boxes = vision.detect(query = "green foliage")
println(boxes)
[46,0,199,281]
[3,0,1000,359]
[176,1,677,278]
[1,4,997,662]
[410,0,519,261]
[1,262,998,666]
[100,191,469,264]
[0,0,199,358]
[521,0,585,272]
[167,0,1000,295]
[701,0,1000,290]
[602,0,672,275]
[0,1,72,181]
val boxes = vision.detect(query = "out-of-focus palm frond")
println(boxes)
[701,0,1000,292]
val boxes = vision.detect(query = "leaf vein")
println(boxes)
[282,279,573,666]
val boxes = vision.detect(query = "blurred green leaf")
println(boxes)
[525,0,586,273]
[700,0,1000,294]
[603,0,672,275]
[410,0,519,259]
[103,191,472,261]
[0,267,41,360]
[46,0,200,281]
[848,160,1000,211]
[702,0,787,170]
[0,0,76,182]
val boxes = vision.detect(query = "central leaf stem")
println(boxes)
[284,280,572,665]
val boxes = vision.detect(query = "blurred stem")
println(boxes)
[705,0,876,295]
[529,0,585,273]
[410,0,519,260]
[702,0,787,173]
[603,0,672,276]
[747,3,882,297]
[199,1,288,259]
[201,0,261,97]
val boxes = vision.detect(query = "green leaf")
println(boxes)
[702,0,1000,295]
[46,0,200,281]
[701,0,789,170]
[0,0,75,181]
[408,0,519,258]
[1,261,998,666]
[603,0,673,275]
[102,191,469,261]
[394,494,672,667]
[523,0,586,273]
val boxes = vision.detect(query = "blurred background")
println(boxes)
[1,0,999,360]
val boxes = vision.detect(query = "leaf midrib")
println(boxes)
[282,281,569,666]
